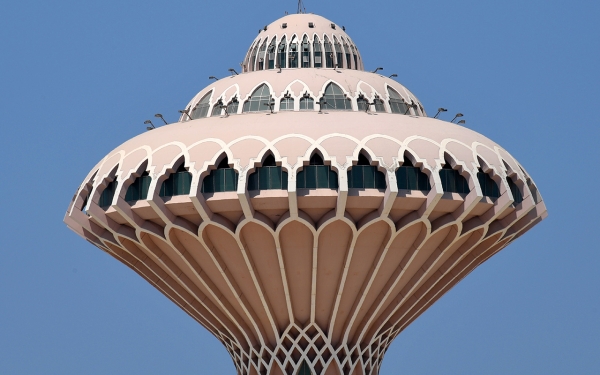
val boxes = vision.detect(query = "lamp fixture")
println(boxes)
[144,120,155,131]
[451,113,464,123]
[317,98,328,114]
[154,114,168,125]
[372,67,384,74]
[263,99,275,114]
[209,76,219,81]
[433,108,448,119]
[389,74,398,78]
[456,120,466,125]
[228,68,239,76]
[178,109,193,121]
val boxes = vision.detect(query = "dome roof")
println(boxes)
[182,69,425,120]
[64,10,547,375]
[243,14,364,72]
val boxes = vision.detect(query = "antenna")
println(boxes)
[297,0,306,14]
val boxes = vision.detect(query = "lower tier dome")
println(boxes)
[65,112,546,375]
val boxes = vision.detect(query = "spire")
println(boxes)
[297,0,306,14]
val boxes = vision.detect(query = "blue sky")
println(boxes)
[0,0,598,374]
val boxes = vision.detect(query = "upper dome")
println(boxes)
[243,14,364,73]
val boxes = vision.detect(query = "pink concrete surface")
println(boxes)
[64,12,547,375]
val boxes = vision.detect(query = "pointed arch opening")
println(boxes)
[211,99,224,117]
[357,95,369,112]
[191,92,212,119]
[439,157,470,194]
[301,35,311,68]
[387,88,408,114]
[320,83,351,111]
[125,171,151,203]
[333,36,343,68]
[297,152,338,189]
[227,96,239,115]
[342,37,352,69]
[348,152,386,189]
[313,36,323,68]
[324,36,334,68]
[267,37,277,69]
[280,96,294,111]
[99,180,118,209]
[396,155,431,191]
[160,162,192,197]
[350,43,358,70]
[374,95,386,112]
[477,168,500,198]
[242,84,272,113]
[247,153,288,191]
[202,155,239,193]
[278,36,287,69]
[300,95,314,111]
[257,39,267,70]
[250,41,260,71]
[507,177,524,205]
[289,35,299,68]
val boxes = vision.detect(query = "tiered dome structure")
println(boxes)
[64,12,547,375]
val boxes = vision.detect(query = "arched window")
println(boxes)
[280,97,294,111]
[211,100,223,117]
[250,42,260,72]
[507,177,524,205]
[342,38,352,69]
[439,161,470,194]
[202,157,238,193]
[396,157,431,191]
[313,36,322,68]
[227,97,239,115]
[242,84,272,113]
[257,40,267,70]
[191,93,211,119]
[388,88,408,114]
[477,169,500,198]
[289,36,299,68]
[410,100,421,116]
[99,180,118,208]
[301,35,311,68]
[320,83,351,111]
[324,36,334,68]
[350,44,358,70]
[357,96,369,112]
[247,154,288,191]
[297,154,338,189]
[160,164,192,197]
[333,36,343,68]
[374,96,386,112]
[277,36,287,69]
[300,96,314,110]
[267,38,277,69]
[347,153,386,189]
[125,172,151,202]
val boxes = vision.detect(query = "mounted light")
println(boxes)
[451,113,464,123]
[433,108,448,119]
[154,114,168,125]
[178,109,192,121]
